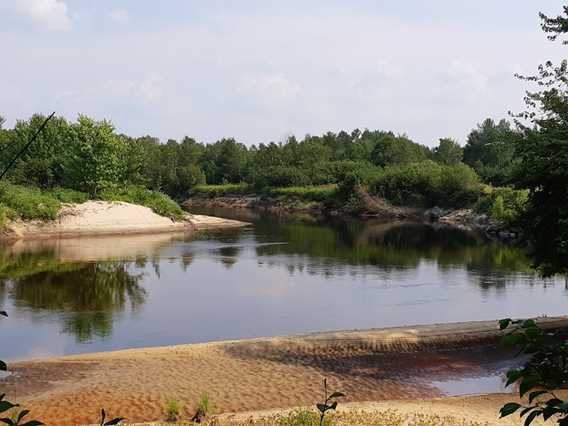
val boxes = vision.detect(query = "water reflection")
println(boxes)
[0,209,565,360]
[0,249,146,343]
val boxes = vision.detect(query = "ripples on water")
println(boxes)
[0,207,565,360]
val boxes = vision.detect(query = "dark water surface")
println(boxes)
[0,208,565,361]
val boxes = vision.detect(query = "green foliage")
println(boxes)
[65,116,127,196]
[474,186,528,223]
[0,183,60,221]
[433,138,463,165]
[165,398,181,422]
[1,114,71,188]
[316,379,345,426]
[269,185,337,202]
[463,118,518,186]
[98,186,184,220]
[499,319,568,425]
[371,133,429,167]
[191,183,251,196]
[511,6,568,276]
[370,161,480,208]
[197,392,211,414]
[47,187,89,204]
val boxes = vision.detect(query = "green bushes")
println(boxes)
[47,187,89,203]
[0,183,61,221]
[370,161,481,208]
[191,183,251,196]
[474,186,528,223]
[98,186,184,220]
[268,185,337,202]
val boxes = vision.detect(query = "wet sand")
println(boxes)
[3,318,567,425]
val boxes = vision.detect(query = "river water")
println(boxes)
[0,207,565,361]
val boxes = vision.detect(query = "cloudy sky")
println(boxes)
[0,1,565,146]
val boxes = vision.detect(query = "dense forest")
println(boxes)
[0,113,525,220]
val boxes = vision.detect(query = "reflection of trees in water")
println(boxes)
[0,250,146,342]
[253,220,536,288]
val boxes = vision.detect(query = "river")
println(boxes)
[0,207,565,361]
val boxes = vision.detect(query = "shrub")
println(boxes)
[48,187,89,204]
[250,166,310,188]
[191,183,251,196]
[474,186,529,223]
[268,185,337,202]
[98,185,184,220]
[370,160,480,208]
[0,183,61,220]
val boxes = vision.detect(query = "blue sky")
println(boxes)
[0,1,566,146]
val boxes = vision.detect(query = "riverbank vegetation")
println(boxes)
[0,111,527,227]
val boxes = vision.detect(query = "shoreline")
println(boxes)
[0,201,249,241]
[4,317,567,425]
[185,193,519,243]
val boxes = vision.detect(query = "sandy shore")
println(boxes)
[1,201,248,240]
[3,317,567,425]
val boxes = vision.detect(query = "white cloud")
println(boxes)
[15,0,72,31]
[140,75,164,102]
[237,74,302,103]
[110,8,129,24]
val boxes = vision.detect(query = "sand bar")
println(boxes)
[0,201,248,240]
[2,317,567,425]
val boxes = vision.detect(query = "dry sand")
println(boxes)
[1,201,247,239]
[3,318,567,425]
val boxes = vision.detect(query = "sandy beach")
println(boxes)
[0,201,248,239]
[3,318,567,425]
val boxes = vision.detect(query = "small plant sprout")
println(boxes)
[316,378,345,426]
[165,398,181,422]
[191,392,212,423]
[99,409,124,426]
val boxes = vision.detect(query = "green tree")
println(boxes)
[65,116,126,196]
[510,7,568,276]
[2,114,71,188]
[463,118,518,186]
[370,133,428,167]
[433,138,463,165]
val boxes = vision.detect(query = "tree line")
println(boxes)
[0,113,517,201]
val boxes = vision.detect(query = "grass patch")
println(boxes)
[47,187,89,204]
[190,408,490,426]
[0,183,61,221]
[191,183,252,196]
[98,186,184,220]
[165,398,182,422]
[268,185,338,202]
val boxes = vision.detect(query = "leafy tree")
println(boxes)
[511,7,568,276]
[433,138,463,165]
[370,133,428,167]
[65,116,126,196]
[1,114,70,188]
[463,118,518,186]
[498,6,568,425]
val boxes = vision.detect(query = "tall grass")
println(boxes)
[98,186,184,220]
[268,185,338,202]
[0,182,61,221]
[191,183,251,196]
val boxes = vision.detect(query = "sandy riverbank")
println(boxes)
[0,201,248,240]
[3,318,567,425]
